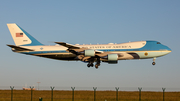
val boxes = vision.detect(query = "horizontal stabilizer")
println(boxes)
[7,44,34,51]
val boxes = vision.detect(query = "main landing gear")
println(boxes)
[95,63,100,69]
[87,62,100,69]
[87,63,94,67]
[152,57,156,65]
[87,58,101,69]
[95,58,101,69]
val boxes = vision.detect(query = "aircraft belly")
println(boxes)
[118,53,134,60]
[36,54,77,60]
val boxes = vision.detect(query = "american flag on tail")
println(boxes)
[16,33,23,37]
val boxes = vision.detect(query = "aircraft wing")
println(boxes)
[56,41,134,59]
[55,42,104,54]
[7,44,34,51]
[56,42,135,69]
[55,42,80,49]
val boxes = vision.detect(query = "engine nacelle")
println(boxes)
[108,54,118,61]
[107,54,118,64]
[84,49,95,56]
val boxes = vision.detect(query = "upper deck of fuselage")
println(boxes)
[139,41,171,51]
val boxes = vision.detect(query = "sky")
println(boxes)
[0,0,179,91]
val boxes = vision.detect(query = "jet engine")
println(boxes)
[102,54,119,64]
[108,54,118,61]
[107,54,118,63]
[84,49,95,56]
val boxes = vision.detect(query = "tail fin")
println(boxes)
[7,23,43,46]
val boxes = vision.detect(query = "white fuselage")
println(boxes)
[13,41,171,61]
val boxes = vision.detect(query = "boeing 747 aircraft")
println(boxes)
[7,23,171,69]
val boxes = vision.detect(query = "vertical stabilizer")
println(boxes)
[7,23,43,46]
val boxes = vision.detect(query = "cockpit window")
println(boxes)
[157,42,161,44]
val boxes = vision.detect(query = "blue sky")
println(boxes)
[0,0,179,91]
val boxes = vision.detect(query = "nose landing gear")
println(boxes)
[152,57,156,65]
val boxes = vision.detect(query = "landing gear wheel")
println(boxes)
[87,64,91,67]
[95,64,99,69]
[87,63,94,68]
[152,62,156,65]
[95,64,100,69]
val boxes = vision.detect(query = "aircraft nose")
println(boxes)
[160,45,171,56]
[167,46,171,51]
[164,45,172,53]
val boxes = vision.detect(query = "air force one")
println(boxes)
[7,23,171,69]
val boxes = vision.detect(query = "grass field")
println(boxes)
[0,90,180,101]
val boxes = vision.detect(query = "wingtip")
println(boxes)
[55,42,65,44]
[6,44,11,46]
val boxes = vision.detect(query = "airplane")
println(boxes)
[7,23,171,69]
